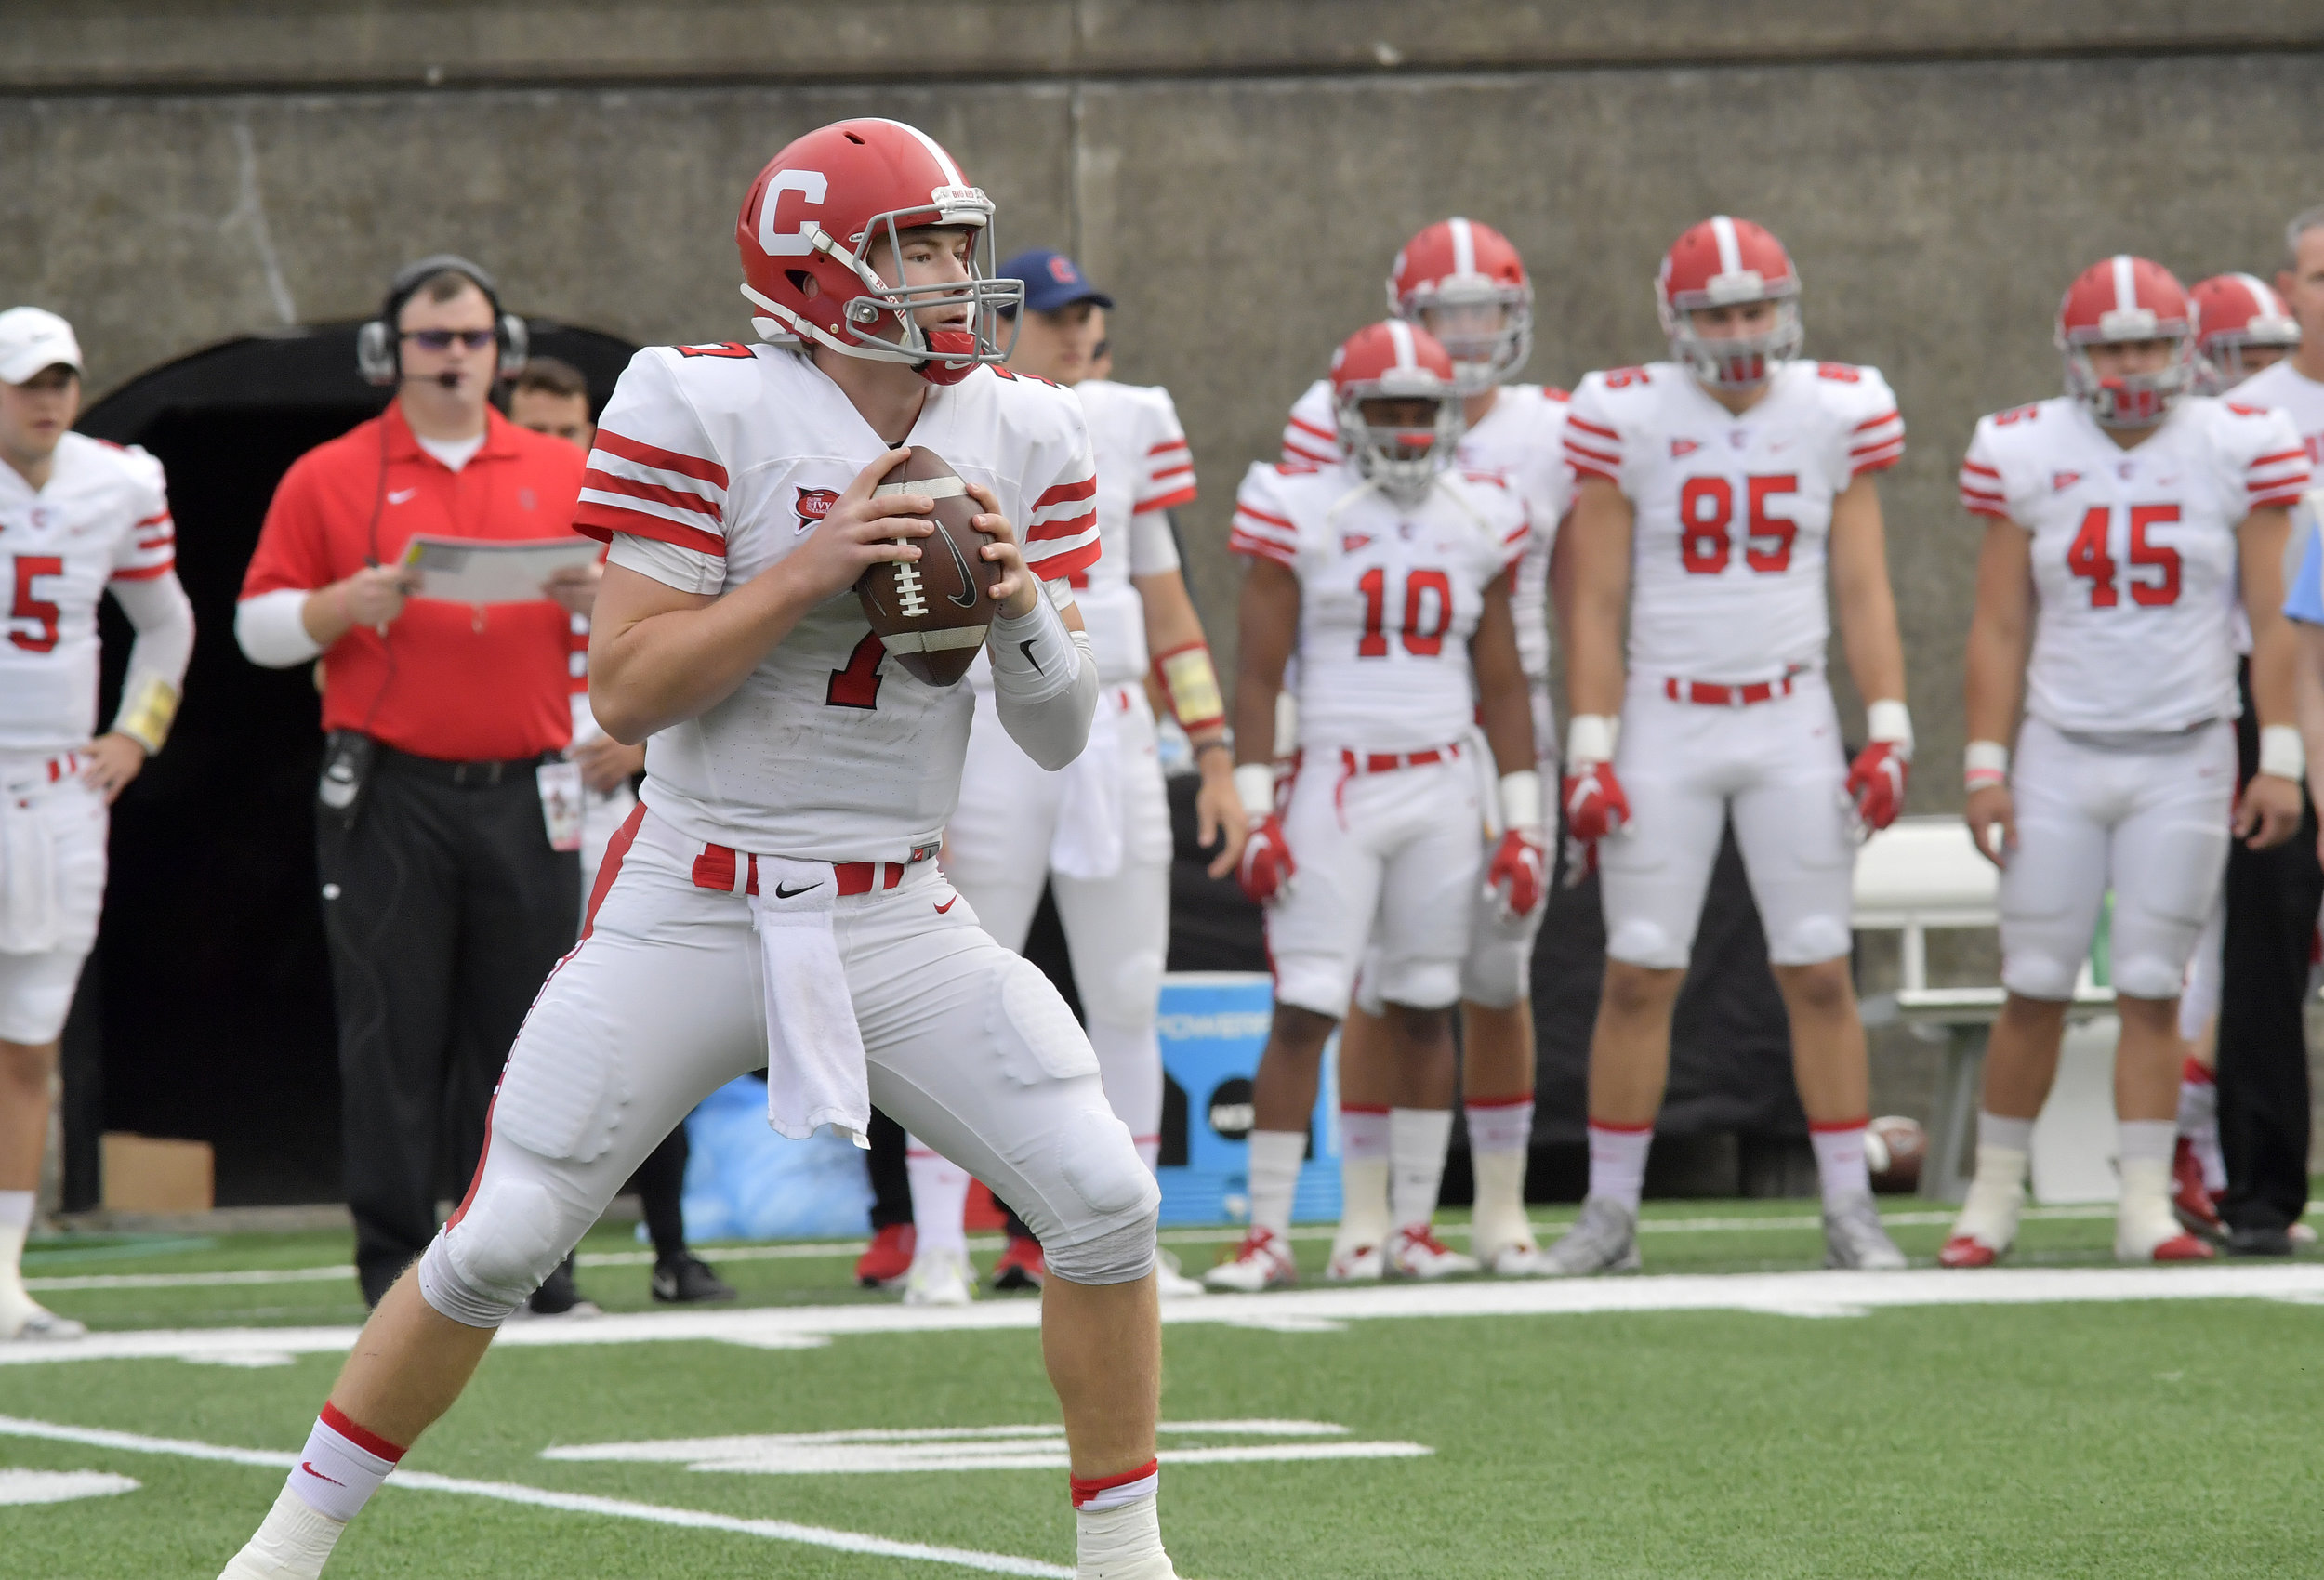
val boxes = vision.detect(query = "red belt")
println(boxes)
[1339,743,1460,776]
[44,752,81,783]
[690,845,917,897]
[1663,672,1798,707]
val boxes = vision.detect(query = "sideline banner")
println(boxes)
[1154,971,1340,1227]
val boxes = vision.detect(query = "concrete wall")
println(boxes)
[7,7,2321,803]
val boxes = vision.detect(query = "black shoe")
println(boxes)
[651,1253,736,1304]
[2225,1225,2295,1257]
[528,1255,601,1316]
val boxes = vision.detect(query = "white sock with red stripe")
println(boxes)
[2176,1057,2225,1193]
[1336,1106,1392,1248]
[1246,1131,1306,1238]
[1073,1460,1168,1579]
[1586,1121,1653,1212]
[1808,1119,1872,1209]
[1388,1108,1454,1233]
[230,1404,403,1577]
[905,1139,972,1258]
[1465,1098,1535,1248]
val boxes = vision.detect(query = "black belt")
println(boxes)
[374,742,559,788]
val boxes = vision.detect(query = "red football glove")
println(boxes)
[1486,828,1547,920]
[1561,762,1630,843]
[1237,812,1297,904]
[1845,741,1909,832]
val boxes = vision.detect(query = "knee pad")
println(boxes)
[2112,954,2191,1001]
[1767,912,1851,968]
[1999,947,2078,1003]
[1273,954,1356,1019]
[1371,957,1459,1013]
[422,1178,565,1328]
[1037,1108,1161,1285]
[1606,917,1688,971]
[1460,932,1530,1010]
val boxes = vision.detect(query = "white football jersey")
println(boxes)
[1230,460,1528,754]
[1055,377,1195,684]
[1959,394,2306,735]
[575,345,1098,862]
[0,432,175,754]
[1284,378,1570,679]
[1563,358,1904,684]
[2229,358,2324,467]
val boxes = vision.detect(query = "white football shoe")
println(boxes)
[1474,1232,1546,1277]
[1822,1192,1908,1270]
[1388,1225,1478,1279]
[1154,1250,1207,1300]
[1326,1237,1384,1283]
[0,1301,86,1342]
[1538,1195,1642,1276]
[902,1246,976,1306]
[1202,1227,1297,1292]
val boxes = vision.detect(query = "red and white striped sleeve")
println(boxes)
[1959,422,2010,520]
[1561,377,1622,485]
[574,351,729,560]
[110,448,177,583]
[1842,367,1905,477]
[1023,441,1101,584]
[1229,464,1302,567]
[2233,404,2311,511]
[1135,390,1197,515]
[1279,378,1342,467]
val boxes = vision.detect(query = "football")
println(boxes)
[855,444,1002,686]
[1864,1114,1928,1194]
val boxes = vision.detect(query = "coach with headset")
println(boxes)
[234,257,594,1310]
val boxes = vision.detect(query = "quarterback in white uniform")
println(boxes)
[1944,256,2308,1269]
[218,121,1183,1580]
[1207,320,1542,1293]
[1548,217,1913,1277]
[907,247,1245,1306]
[1279,218,1570,1278]
[0,308,193,1346]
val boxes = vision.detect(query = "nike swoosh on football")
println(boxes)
[773,881,822,899]
[935,896,957,914]
[387,488,418,505]
[939,526,980,609]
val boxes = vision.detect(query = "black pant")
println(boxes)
[317,751,578,1304]
[2216,665,2321,1234]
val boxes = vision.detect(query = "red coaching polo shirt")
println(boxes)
[242,402,588,762]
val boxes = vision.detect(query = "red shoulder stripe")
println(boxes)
[593,429,729,489]
[582,468,722,521]
[574,500,727,555]
[1035,476,1098,509]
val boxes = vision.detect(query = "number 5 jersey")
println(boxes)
[1959,394,2306,734]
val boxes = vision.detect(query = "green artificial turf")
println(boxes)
[4,1204,2318,1577]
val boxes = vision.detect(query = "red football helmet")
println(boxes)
[2190,271,2301,391]
[1328,321,1464,502]
[1657,217,1803,389]
[735,118,1022,386]
[2056,256,2197,428]
[1385,217,1533,394]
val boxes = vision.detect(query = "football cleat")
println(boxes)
[1538,1196,1642,1276]
[991,1232,1046,1291]
[904,1247,977,1306]
[2171,1137,2225,1241]
[2292,1220,2317,1246]
[855,1222,916,1288]
[1389,1225,1479,1279]
[1822,1192,1908,1270]
[0,1304,86,1342]
[522,1257,600,1318]
[1940,1170,2023,1268]
[1203,1228,1297,1292]
[1938,1235,1999,1269]
[1475,1234,1546,1277]
[1154,1250,1207,1300]
[651,1253,736,1304]
[1325,1238,1385,1283]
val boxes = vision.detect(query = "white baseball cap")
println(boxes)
[0,307,83,385]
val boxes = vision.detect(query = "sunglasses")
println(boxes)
[401,329,497,351]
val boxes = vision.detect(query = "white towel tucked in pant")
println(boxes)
[0,788,60,955]
[1048,688,1125,881]
[747,856,871,1148]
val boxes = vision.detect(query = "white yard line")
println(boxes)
[0,1415,1072,1577]
[6,1262,2322,1369]
[23,1205,2132,1293]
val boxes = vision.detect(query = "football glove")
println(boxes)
[1845,741,1908,832]
[1237,812,1296,904]
[1485,827,1548,921]
[1561,761,1630,844]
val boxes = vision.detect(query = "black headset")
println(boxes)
[355,253,529,386]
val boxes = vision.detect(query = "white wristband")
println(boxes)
[2260,724,2305,783]
[1234,763,1276,819]
[1867,698,1914,759]
[1964,739,2009,789]
[1498,770,1543,834]
[1565,714,1618,767]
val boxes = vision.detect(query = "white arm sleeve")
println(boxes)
[234,586,323,667]
[111,571,197,691]
[988,586,1100,771]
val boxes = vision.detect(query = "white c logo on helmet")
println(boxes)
[758,169,828,257]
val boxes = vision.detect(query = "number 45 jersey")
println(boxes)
[573,344,1098,862]
[1563,358,1904,685]
[1960,394,2306,735]
[1230,459,1529,754]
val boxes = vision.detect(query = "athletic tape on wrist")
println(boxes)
[1867,698,1914,758]
[1233,762,1275,819]
[1565,714,1617,767]
[112,673,180,755]
[1497,769,1543,833]
[1964,739,2009,790]
[1150,641,1224,731]
[2261,724,2305,782]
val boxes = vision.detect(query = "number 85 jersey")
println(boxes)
[1230,459,1529,754]
[1563,359,1903,684]
[1960,394,2306,735]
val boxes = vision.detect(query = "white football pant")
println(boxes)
[1598,674,1855,969]
[1268,750,1482,1016]
[944,684,1172,1163]
[417,807,1158,1326]
[0,756,107,1045]
[2000,717,2234,1002]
